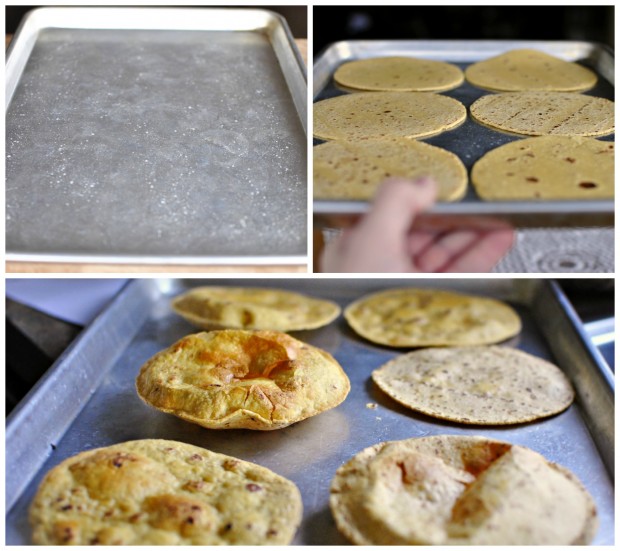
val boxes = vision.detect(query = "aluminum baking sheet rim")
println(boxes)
[5,278,614,546]
[7,6,306,109]
[5,252,309,266]
[5,7,308,265]
[312,39,615,224]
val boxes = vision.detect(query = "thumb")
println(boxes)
[355,177,437,238]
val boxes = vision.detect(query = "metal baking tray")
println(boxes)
[6,8,307,265]
[5,278,614,544]
[313,40,614,229]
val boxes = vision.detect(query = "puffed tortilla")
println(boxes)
[313,92,466,141]
[465,49,597,92]
[344,288,521,347]
[330,435,598,545]
[372,346,575,424]
[470,92,614,137]
[29,439,302,545]
[171,286,341,332]
[333,56,464,92]
[136,330,350,430]
[471,136,614,200]
[313,138,467,200]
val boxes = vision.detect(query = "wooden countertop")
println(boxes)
[6,37,308,274]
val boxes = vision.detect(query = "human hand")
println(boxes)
[320,177,514,273]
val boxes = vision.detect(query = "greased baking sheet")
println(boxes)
[6,8,307,265]
[5,279,613,544]
[313,40,614,228]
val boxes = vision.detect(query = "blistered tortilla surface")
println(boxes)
[344,288,521,347]
[330,435,598,545]
[29,439,302,545]
[136,330,350,430]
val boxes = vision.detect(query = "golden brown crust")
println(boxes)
[136,330,350,430]
[171,287,341,332]
[344,288,521,347]
[29,439,302,545]
[330,435,598,545]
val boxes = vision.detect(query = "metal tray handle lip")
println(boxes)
[549,280,615,392]
[5,279,139,512]
[5,7,42,109]
[5,280,133,431]
[7,6,291,32]
[315,38,610,61]
[313,199,614,215]
[260,8,307,81]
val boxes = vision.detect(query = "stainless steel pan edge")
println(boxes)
[266,12,308,134]
[529,280,615,477]
[5,280,156,511]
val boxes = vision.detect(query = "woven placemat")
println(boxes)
[493,227,614,273]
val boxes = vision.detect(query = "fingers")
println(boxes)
[413,227,514,273]
[319,175,514,273]
[320,177,437,273]
[414,230,480,272]
[354,177,437,239]
[441,228,515,272]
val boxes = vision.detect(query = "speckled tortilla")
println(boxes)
[29,439,302,545]
[333,56,464,92]
[470,92,614,137]
[471,136,614,200]
[465,49,597,92]
[329,435,598,545]
[372,346,574,424]
[313,138,467,200]
[344,288,521,347]
[171,287,341,332]
[313,92,466,141]
[136,330,350,430]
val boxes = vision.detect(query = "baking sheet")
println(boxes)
[5,278,614,545]
[5,8,307,264]
[313,40,614,228]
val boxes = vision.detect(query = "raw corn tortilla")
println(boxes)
[344,288,521,347]
[333,56,464,92]
[136,330,350,430]
[471,136,614,200]
[329,435,598,545]
[313,138,467,200]
[372,346,575,424]
[313,92,466,141]
[465,49,597,92]
[470,92,614,137]
[29,439,302,545]
[171,286,341,331]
